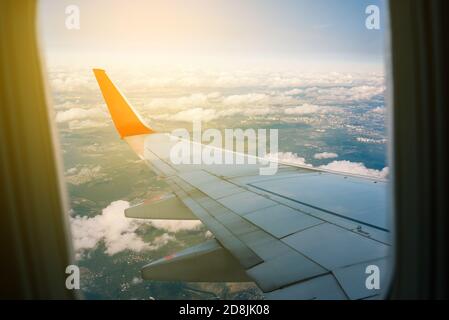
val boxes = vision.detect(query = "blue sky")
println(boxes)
[39,0,388,68]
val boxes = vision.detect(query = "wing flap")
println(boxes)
[125,193,198,220]
[141,239,251,282]
[167,176,264,268]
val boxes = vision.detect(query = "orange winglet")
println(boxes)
[93,69,155,138]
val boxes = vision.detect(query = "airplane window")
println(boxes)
[38,0,392,300]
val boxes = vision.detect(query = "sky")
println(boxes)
[38,0,388,71]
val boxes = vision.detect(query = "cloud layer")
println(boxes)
[48,67,386,127]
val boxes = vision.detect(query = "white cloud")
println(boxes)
[267,152,388,179]
[356,137,387,144]
[145,90,298,120]
[314,152,338,160]
[242,107,274,116]
[284,88,303,96]
[319,161,389,179]
[348,85,385,101]
[131,277,143,285]
[152,104,278,122]
[371,106,386,114]
[147,233,176,249]
[309,85,385,103]
[70,200,202,259]
[266,152,311,167]
[223,93,268,106]
[68,119,109,130]
[150,220,202,233]
[284,104,321,115]
[121,68,380,90]
[56,107,108,123]
[54,101,81,110]
[49,73,93,92]
[66,167,77,175]
[153,108,219,122]
[147,94,210,111]
[65,165,106,185]
[71,201,152,257]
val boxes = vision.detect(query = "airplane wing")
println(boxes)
[93,69,392,300]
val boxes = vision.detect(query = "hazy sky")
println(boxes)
[39,0,387,70]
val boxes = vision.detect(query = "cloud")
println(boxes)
[150,220,202,233]
[56,107,108,123]
[68,120,109,130]
[117,68,382,91]
[319,161,389,179]
[66,167,77,175]
[71,201,153,257]
[356,137,387,144]
[49,72,93,92]
[240,107,274,116]
[151,103,279,122]
[267,152,388,179]
[347,85,385,101]
[266,152,311,167]
[131,277,143,285]
[54,101,81,111]
[314,152,338,160]
[153,108,219,122]
[146,91,297,119]
[70,200,202,259]
[146,94,211,111]
[284,104,321,115]
[371,106,386,114]
[308,85,385,103]
[222,93,269,106]
[65,165,107,185]
[223,92,297,109]
[55,107,110,130]
[284,88,303,96]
